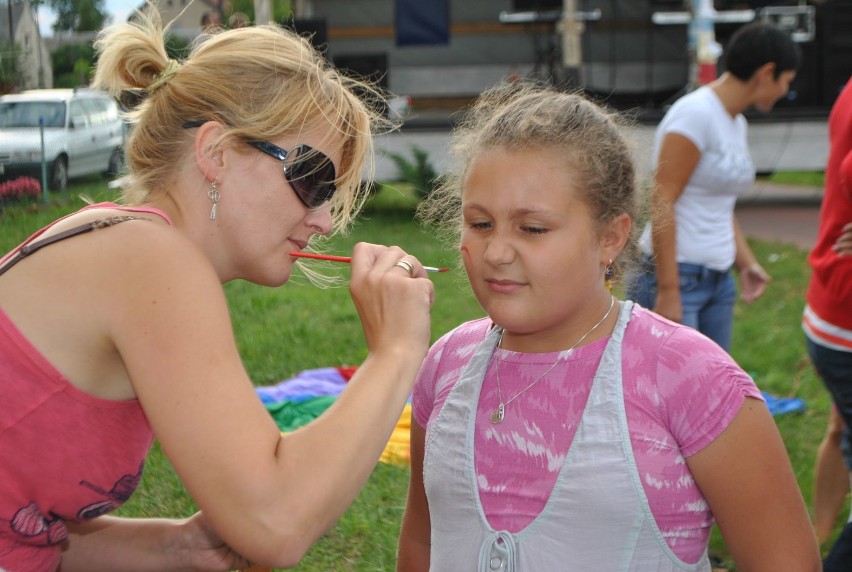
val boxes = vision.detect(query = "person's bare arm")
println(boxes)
[650,133,700,322]
[60,513,249,571]
[733,216,771,302]
[686,398,821,571]
[107,229,433,568]
[397,419,431,572]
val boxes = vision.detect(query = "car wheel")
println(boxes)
[103,148,123,178]
[49,156,68,192]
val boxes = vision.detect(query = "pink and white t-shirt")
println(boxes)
[412,304,762,563]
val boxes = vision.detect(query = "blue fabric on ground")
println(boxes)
[761,391,807,416]
[255,367,347,404]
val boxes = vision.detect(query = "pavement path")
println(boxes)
[735,182,823,251]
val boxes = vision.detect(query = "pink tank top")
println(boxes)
[0,203,166,570]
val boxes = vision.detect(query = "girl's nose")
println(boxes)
[482,234,515,266]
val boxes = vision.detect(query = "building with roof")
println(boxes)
[0,1,52,91]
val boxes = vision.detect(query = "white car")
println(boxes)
[0,88,125,191]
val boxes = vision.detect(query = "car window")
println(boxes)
[0,101,66,128]
[80,98,106,125]
[100,97,120,122]
[68,101,89,129]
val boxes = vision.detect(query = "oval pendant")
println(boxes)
[490,403,505,424]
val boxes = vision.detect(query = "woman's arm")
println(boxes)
[60,513,249,571]
[650,132,700,323]
[686,398,821,571]
[397,419,431,572]
[733,216,771,302]
[107,229,433,567]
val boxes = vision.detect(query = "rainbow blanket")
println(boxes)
[257,367,411,466]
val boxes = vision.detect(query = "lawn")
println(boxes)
[0,174,837,571]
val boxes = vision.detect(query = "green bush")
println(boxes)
[386,145,440,200]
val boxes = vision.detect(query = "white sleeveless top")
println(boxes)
[422,301,712,571]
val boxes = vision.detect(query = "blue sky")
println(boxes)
[38,0,140,36]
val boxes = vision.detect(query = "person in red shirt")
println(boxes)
[804,76,852,570]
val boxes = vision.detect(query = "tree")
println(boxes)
[47,0,106,33]
[0,40,23,93]
[50,41,94,87]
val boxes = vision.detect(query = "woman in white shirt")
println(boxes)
[627,22,800,351]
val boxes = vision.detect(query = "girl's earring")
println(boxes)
[208,180,220,220]
[605,258,614,291]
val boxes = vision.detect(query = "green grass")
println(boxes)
[0,175,839,570]
[764,170,826,187]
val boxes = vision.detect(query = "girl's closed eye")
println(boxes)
[468,220,493,231]
[521,224,548,235]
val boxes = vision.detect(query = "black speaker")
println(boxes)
[817,1,852,108]
[775,39,820,109]
[332,53,389,89]
[511,0,562,11]
[332,53,389,116]
[283,17,328,55]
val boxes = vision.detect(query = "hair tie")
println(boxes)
[148,59,181,94]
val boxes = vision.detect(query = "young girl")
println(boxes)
[397,82,819,571]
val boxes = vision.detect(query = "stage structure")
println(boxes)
[295,0,852,116]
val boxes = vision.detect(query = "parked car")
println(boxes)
[0,88,125,191]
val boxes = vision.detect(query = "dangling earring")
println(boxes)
[605,258,614,292]
[208,179,220,220]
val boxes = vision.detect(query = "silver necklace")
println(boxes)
[490,296,616,424]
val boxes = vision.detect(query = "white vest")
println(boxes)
[423,301,712,571]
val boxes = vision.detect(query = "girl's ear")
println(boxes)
[193,121,226,180]
[600,213,632,261]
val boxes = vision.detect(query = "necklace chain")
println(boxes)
[490,296,617,424]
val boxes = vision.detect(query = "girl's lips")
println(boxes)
[486,279,525,294]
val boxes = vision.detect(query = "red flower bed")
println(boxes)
[0,177,41,202]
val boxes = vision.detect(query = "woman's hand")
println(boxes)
[832,222,852,256]
[348,242,435,360]
[181,512,253,571]
[653,286,683,323]
[738,263,771,303]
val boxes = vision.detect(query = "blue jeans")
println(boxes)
[808,338,852,572]
[626,259,736,351]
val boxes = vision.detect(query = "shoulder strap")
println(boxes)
[0,216,145,278]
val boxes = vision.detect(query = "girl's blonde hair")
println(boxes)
[92,7,390,234]
[418,80,641,281]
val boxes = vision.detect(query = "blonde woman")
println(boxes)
[0,10,433,571]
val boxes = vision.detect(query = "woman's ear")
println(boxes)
[600,213,632,261]
[193,121,226,180]
[754,61,777,84]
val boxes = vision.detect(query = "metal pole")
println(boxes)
[39,117,48,201]
[560,0,582,87]
[689,0,720,89]
[7,0,12,44]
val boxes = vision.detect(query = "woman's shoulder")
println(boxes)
[35,204,217,301]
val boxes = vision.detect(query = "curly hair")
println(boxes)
[417,80,642,282]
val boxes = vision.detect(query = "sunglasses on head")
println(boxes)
[182,120,338,209]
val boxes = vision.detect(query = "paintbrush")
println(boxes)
[289,251,449,273]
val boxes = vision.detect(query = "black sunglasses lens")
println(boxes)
[285,147,337,209]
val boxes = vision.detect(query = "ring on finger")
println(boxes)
[394,259,414,277]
